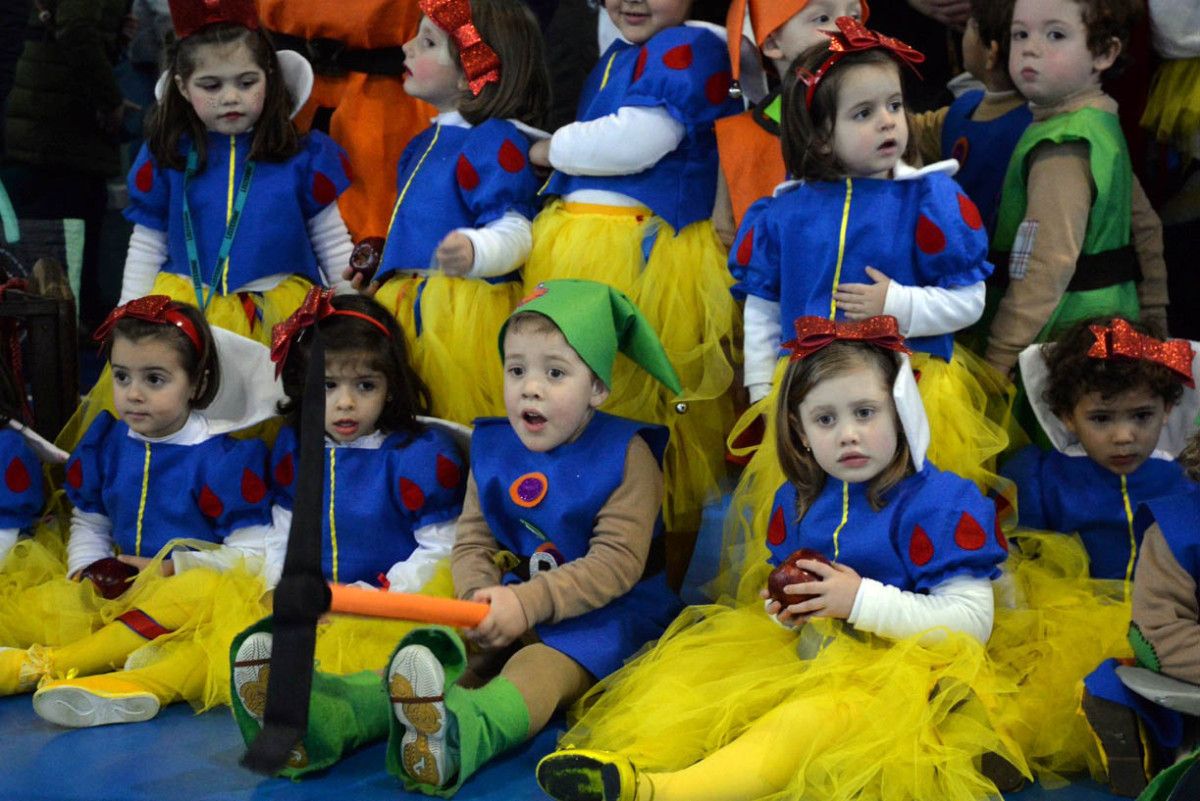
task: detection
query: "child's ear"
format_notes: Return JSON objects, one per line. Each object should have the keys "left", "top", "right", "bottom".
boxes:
{"left": 1092, "top": 37, "right": 1121, "bottom": 74}
{"left": 173, "top": 74, "right": 187, "bottom": 98}
{"left": 984, "top": 40, "right": 1002, "bottom": 72}
{"left": 1059, "top": 412, "right": 1078, "bottom": 438}
{"left": 590, "top": 377, "right": 610, "bottom": 409}
{"left": 762, "top": 31, "right": 786, "bottom": 62}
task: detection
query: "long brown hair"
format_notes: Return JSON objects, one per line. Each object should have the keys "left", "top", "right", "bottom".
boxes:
{"left": 775, "top": 341, "right": 913, "bottom": 518}
{"left": 780, "top": 45, "right": 919, "bottom": 182}
{"left": 107, "top": 305, "right": 221, "bottom": 410}
{"left": 453, "top": 0, "right": 552, "bottom": 129}
{"left": 148, "top": 23, "right": 299, "bottom": 172}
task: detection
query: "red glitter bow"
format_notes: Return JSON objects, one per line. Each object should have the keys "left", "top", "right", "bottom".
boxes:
{"left": 1087, "top": 319, "right": 1196, "bottom": 388}
{"left": 271, "top": 287, "right": 392, "bottom": 377}
{"left": 795, "top": 16, "right": 924, "bottom": 109}
{"left": 167, "top": 0, "right": 259, "bottom": 39}
{"left": 420, "top": 0, "right": 502, "bottom": 96}
{"left": 93, "top": 295, "right": 205, "bottom": 357}
{"left": 782, "top": 315, "right": 912, "bottom": 361}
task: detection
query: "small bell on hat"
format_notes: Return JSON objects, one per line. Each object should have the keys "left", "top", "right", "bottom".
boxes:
{"left": 168, "top": 0, "right": 259, "bottom": 39}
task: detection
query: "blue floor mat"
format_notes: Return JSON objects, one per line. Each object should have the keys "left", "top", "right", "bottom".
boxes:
{"left": 0, "top": 693, "right": 1125, "bottom": 801}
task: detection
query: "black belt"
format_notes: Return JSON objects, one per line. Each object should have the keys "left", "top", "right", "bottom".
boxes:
{"left": 987, "top": 245, "right": 1140, "bottom": 293}
{"left": 506, "top": 537, "right": 668, "bottom": 583}
{"left": 266, "top": 30, "right": 407, "bottom": 76}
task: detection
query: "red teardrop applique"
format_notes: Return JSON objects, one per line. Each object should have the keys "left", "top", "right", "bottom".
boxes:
{"left": 954, "top": 511, "right": 987, "bottom": 551}
{"left": 958, "top": 193, "right": 983, "bottom": 231}
{"left": 662, "top": 44, "right": 693, "bottom": 70}
{"left": 241, "top": 468, "right": 267, "bottom": 504}
{"left": 767, "top": 505, "right": 786, "bottom": 546}
{"left": 498, "top": 139, "right": 526, "bottom": 173}
{"left": 135, "top": 160, "right": 155, "bottom": 193}
{"left": 312, "top": 171, "right": 337, "bottom": 205}
{"left": 338, "top": 152, "right": 354, "bottom": 181}
{"left": 4, "top": 458, "right": 31, "bottom": 493}
{"left": 456, "top": 154, "right": 480, "bottom": 190}
{"left": 633, "top": 47, "right": 649, "bottom": 81}
{"left": 399, "top": 477, "right": 425, "bottom": 511}
{"left": 705, "top": 71, "right": 732, "bottom": 105}
{"left": 735, "top": 226, "right": 755, "bottom": 266}
{"left": 436, "top": 454, "right": 461, "bottom": 489}
{"left": 199, "top": 485, "right": 224, "bottom": 519}
{"left": 67, "top": 459, "right": 83, "bottom": 489}
{"left": 273, "top": 453, "right": 295, "bottom": 487}
{"left": 915, "top": 214, "right": 946, "bottom": 254}
{"left": 909, "top": 524, "right": 934, "bottom": 566}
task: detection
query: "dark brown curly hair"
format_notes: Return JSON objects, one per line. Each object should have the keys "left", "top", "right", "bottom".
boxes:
{"left": 1066, "top": 0, "right": 1141, "bottom": 79}
{"left": 1041, "top": 317, "right": 1185, "bottom": 419}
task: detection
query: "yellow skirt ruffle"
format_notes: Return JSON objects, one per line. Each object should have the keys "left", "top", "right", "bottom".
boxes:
{"left": 374, "top": 274, "right": 523, "bottom": 426}
{"left": 526, "top": 200, "right": 739, "bottom": 533}
{"left": 563, "top": 603, "right": 1024, "bottom": 801}
{"left": 1141, "top": 58, "right": 1200, "bottom": 156}
{"left": 988, "top": 531, "right": 1132, "bottom": 786}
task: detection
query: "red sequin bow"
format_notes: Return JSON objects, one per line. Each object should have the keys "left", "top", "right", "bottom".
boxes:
{"left": 92, "top": 295, "right": 205, "bottom": 357}
{"left": 167, "top": 0, "right": 259, "bottom": 39}
{"left": 796, "top": 16, "right": 924, "bottom": 109}
{"left": 782, "top": 315, "right": 912, "bottom": 361}
{"left": 419, "top": 0, "right": 502, "bottom": 96}
{"left": 270, "top": 287, "right": 392, "bottom": 377}
{"left": 1087, "top": 318, "right": 1196, "bottom": 388}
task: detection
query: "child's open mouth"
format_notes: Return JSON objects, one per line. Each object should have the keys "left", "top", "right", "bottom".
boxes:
{"left": 522, "top": 410, "right": 547, "bottom": 430}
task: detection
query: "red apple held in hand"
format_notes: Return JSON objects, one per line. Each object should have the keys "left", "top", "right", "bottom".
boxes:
{"left": 767, "top": 548, "right": 831, "bottom": 608}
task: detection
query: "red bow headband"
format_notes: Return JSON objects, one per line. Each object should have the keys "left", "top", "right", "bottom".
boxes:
{"left": 93, "top": 296, "right": 205, "bottom": 358}
{"left": 783, "top": 315, "right": 912, "bottom": 361}
{"left": 796, "top": 17, "right": 924, "bottom": 110}
{"left": 271, "top": 288, "right": 393, "bottom": 378}
{"left": 1087, "top": 319, "right": 1196, "bottom": 388}
{"left": 419, "top": 0, "right": 502, "bottom": 96}
{"left": 168, "top": 0, "right": 259, "bottom": 39}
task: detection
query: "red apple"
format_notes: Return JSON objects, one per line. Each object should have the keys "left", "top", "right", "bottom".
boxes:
{"left": 80, "top": 557, "right": 139, "bottom": 599}
{"left": 767, "top": 549, "right": 831, "bottom": 608}
{"left": 348, "top": 237, "right": 384, "bottom": 285}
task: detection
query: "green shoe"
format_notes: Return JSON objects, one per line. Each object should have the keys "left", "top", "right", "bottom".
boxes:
{"left": 536, "top": 749, "right": 639, "bottom": 801}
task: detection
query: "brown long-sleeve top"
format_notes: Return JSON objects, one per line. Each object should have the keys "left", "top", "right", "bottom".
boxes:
{"left": 451, "top": 436, "right": 662, "bottom": 631}
{"left": 1131, "top": 523, "right": 1200, "bottom": 685}
{"left": 985, "top": 88, "right": 1170, "bottom": 373}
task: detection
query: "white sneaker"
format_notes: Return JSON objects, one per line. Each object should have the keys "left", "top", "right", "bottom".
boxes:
{"left": 388, "top": 643, "right": 456, "bottom": 786}
{"left": 33, "top": 677, "right": 160, "bottom": 727}
{"left": 232, "top": 631, "right": 273, "bottom": 725}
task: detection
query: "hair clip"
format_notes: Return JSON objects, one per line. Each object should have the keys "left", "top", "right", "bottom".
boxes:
{"left": 271, "top": 287, "right": 392, "bottom": 377}
{"left": 93, "top": 296, "right": 205, "bottom": 358}
{"left": 1087, "top": 319, "right": 1195, "bottom": 387}
{"left": 782, "top": 315, "right": 911, "bottom": 361}
{"left": 419, "top": 0, "right": 502, "bottom": 96}
{"left": 800, "top": 16, "right": 924, "bottom": 110}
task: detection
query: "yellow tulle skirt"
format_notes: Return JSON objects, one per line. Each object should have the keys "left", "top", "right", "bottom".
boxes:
{"left": 54, "top": 273, "right": 310, "bottom": 454}
{"left": 987, "top": 530, "right": 1132, "bottom": 786}
{"left": 715, "top": 347, "right": 1018, "bottom": 604}
{"left": 1141, "top": 58, "right": 1200, "bottom": 156}
{"left": 525, "top": 200, "right": 739, "bottom": 533}
{"left": 562, "top": 603, "right": 1024, "bottom": 801}
{"left": 374, "top": 273, "right": 523, "bottom": 427}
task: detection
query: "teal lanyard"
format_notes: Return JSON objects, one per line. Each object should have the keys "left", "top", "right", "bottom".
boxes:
{"left": 182, "top": 141, "right": 255, "bottom": 310}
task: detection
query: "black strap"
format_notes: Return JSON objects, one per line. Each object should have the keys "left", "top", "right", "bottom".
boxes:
{"left": 266, "top": 30, "right": 407, "bottom": 76}
{"left": 241, "top": 331, "right": 330, "bottom": 774}
{"left": 987, "top": 245, "right": 1140, "bottom": 293}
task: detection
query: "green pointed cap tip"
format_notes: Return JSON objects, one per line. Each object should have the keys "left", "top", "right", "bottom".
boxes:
{"left": 498, "top": 280, "right": 682, "bottom": 395}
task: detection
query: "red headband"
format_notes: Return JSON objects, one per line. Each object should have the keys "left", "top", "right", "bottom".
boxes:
{"left": 168, "top": 0, "right": 259, "bottom": 39}
{"left": 93, "top": 296, "right": 206, "bottom": 358}
{"left": 783, "top": 315, "right": 911, "bottom": 361}
{"left": 1087, "top": 319, "right": 1196, "bottom": 388}
{"left": 271, "top": 288, "right": 393, "bottom": 378}
{"left": 419, "top": 0, "right": 501, "bottom": 96}
{"left": 796, "top": 17, "right": 923, "bottom": 110}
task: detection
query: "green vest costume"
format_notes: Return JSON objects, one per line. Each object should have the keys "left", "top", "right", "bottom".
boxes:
{"left": 984, "top": 106, "right": 1141, "bottom": 343}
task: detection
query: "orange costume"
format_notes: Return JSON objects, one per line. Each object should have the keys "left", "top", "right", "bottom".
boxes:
{"left": 255, "top": 0, "right": 435, "bottom": 241}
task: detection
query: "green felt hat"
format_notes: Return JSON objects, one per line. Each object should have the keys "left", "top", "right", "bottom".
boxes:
{"left": 499, "top": 280, "right": 682, "bottom": 395}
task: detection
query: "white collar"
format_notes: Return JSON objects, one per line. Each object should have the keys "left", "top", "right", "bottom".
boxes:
{"left": 431, "top": 110, "right": 551, "bottom": 142}
{"left": 126, "top": 412, "right": 211, "bottom": 446}
{"left": 771, "top": 159, "right": 959, "bottom": 198}
{"left": 893, "top": 353, "right": 930, "bottom": 470}
{"left": 1018, "top": 341, "right": 1200, "bottom": 459}
{"left": 325, "top": 429, "right": 388, "bottom": 450}
{"left": 154, "top": 49, "right": 314, "bottom": 120}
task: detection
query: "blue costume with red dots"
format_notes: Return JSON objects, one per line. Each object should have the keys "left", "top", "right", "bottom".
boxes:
{"left": 555, "top": 466, "right": 1020, "bottom": 799}
{"left": 373, "top": 115, "right": 543, "bottom": 427}
{"left": 470, "top": 412, "right": 682, "bottom": 679}
{"left": 524, "top": 24, "right": 743, "bottom": 535}
{"left": 0, "top": 428, "right": 44, "bottom": 546}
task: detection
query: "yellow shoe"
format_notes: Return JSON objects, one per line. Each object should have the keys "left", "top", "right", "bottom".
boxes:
{"left": 33, "top": 674, "right": 160, "bottom": 727}
{"left": 0, "top": 646, "right": 48, "bottom": 696}
{"left": 536, "top": 749, "right": 639, "bottom": 801}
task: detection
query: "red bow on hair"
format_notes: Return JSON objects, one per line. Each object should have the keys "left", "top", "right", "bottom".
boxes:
{"left": 1087, "top": 319, "right": 1196, "bottom": 388}
{"left": 93, "top": 295, "right": 205, "bottom": 357}
{"left": 782, "top": 315, "right": 912, "bottom": 361}
{"left": 167, "top": 0, "right": 259, "bottom": 39}
{"left": 796, "top": 16, "right": 924, "bottom": 109}
{"left": 271, "top": 287, "right": 393, "bottom": 377}
{"left": 419, "top": 0, "right": 502, "bottom": 96}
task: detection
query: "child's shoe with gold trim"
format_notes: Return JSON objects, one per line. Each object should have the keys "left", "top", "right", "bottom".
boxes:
{"left": 536, "top": 748, "right": 640, "bottom": 801}
{"left": 388, "top": 642, "right": 456, "bottom": 787}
